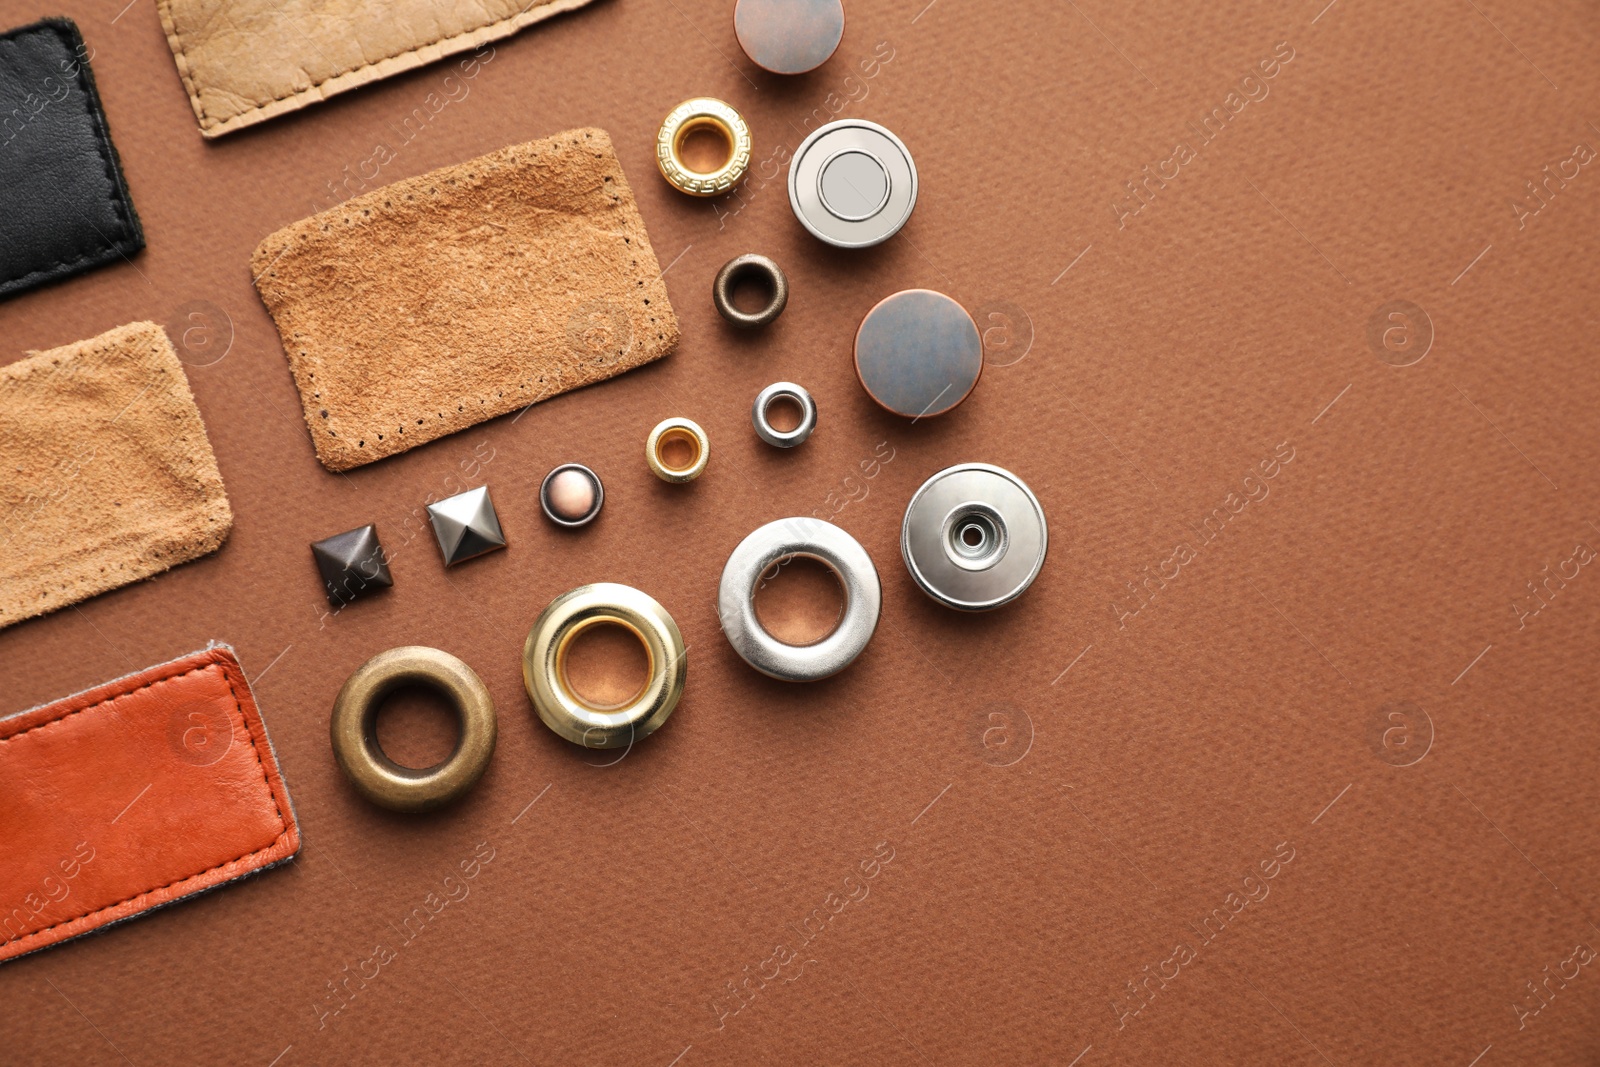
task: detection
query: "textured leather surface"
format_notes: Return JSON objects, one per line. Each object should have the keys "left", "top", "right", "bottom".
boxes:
{"left": 251, "top": 128, "right": 679, "bottom": 472}
{"left": 155, "top": 0, "right": 598, "bottom": 138}
{"left": 0, "top": 321, "right": 232, "bottom": 629}
{"left": 0, "top": 646, "right": 298, "bottom": 964}
{"left": 0, "top": 18, "right": 142, "bottom": 299}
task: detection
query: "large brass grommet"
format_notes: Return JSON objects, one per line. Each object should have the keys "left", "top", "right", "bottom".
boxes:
{"left": 647, "top": 417, "right": 710, "bottom": 483}
{"left": 330, "top": 646, "right": 497, "bottom": 812}
{"left": 656, "top": 97, "right": 752, "bottom": 197}
{"left": 523, "top": 583, "right": 687, "bottom": 749}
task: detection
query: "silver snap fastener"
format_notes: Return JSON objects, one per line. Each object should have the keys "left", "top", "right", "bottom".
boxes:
{"left": 901, "top": 464, "right": 1048, "bottom": 611}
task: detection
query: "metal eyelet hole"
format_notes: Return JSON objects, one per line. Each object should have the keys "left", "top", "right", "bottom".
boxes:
{"left": 369, "top": 682, "right": 462, "bottom": 773}
{"left": 676, "top": 119, "right": 734, "bottom": 175}
{"left": 754, "top": 553, "right": 846, "bottom": 646}
{"left": 556, "top": 617, "right": 653, "bottom": 712}
{"left": 943, "top": 503, "right": 1008, "bottom": 571}
{"left": 731, "top": 270, "right": 776, "bottom": 315}
{"left": 763, "top": 393, "right": 803, "bottom": 432}
{"left": 658, "top": 428, "right": 701, "bottom": 472}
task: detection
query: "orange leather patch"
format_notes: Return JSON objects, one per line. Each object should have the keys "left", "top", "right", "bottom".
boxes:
{"left": 0, "top": 646, "right": 299, "bottom": 963}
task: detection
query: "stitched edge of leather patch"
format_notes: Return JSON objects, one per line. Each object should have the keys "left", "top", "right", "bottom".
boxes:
{"left": 0, "top": 321, "right": 233, "bottom": 628}
{"left": 251, "top": 128, "right": 679, "bottom": 472}
{"left": 0, "top": 18, "right": 144, "bottom": 297}
{"left": 155, "top": 0, "right": 598, "bottom": 139}
{"left": 0, "top": 645, "right": 300, "bottom": 964}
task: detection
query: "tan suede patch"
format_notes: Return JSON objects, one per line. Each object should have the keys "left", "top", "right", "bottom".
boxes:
{"left": 156, "top": 0, "right": 598, "bottom": 138}
{"left": 0, "top": 322, "right": 232, "bottom": 629}
{"left": 251, "top": 128, "right": 680, "bottom": 473}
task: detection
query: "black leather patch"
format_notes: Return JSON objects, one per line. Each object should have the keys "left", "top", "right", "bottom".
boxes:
{"left": 0, "top": 18, "right": 143, "bottom": 300}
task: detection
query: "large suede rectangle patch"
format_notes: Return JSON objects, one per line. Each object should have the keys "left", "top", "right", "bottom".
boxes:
{"left": 155, "top": 0, "right": 597, "bottom": 138}
{"left": 0, "top": 322, "right": 232, "bottom": 629}
{"left": 251, "top": 128, "right": 679, "bottom": 473}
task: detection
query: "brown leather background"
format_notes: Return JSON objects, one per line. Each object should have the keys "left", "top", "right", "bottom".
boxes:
{"left": 3, "top": 0, "right": 1599, "bottom": 1063}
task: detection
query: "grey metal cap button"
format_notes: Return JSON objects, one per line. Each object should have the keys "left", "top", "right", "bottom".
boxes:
{"left": 855, "top": 289, "right": 982, "bottom": 418}
{"left": 788, "top": 119, "right": 917, "bottom": 248}
{"left": 735, "top": 0, "right": 844, "bottom": 75}
{"left": 901, "top": 464, "right": 1048, "bottom": 611}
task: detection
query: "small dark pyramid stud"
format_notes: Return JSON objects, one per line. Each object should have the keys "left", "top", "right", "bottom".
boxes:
{"left": 427, "top": 486, "right": 507, "bottom": 566}
{"left": 310, "top": 524, "right": 392, "bottom": 605}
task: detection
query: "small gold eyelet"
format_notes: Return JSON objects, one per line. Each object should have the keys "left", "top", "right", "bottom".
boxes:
{"left": 656, "top": 98, "right": 752, "bottom": 197}
{"left": 646, "top": 417, "right": 710, "bottom": 483}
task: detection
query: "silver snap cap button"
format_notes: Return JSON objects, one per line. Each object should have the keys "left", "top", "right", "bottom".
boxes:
{"left": 789, "top": 120, "right": 917, "bottom": 248}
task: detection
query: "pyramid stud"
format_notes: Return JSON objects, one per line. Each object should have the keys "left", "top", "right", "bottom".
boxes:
{"left": 427, "top": 486, "right": 507, "bottom": 566}
{"left": 311, "top": 524, "right": 393, "bottom": 605}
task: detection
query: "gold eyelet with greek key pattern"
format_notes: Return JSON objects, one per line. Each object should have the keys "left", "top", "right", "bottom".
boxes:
{"left": 656, "top": 98, "right": 752, "bottom": 197}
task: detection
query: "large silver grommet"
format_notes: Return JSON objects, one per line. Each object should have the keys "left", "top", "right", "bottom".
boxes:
{"left": 718, "top": 517, "right": 881, "bottom": 681}
{"left": 901, "top": 463, "right": 1048, "bottom": 611}
{"left": 751, "top": 382, "right": 817, "bottom": 448}
{"left": 788, "top": 119, "right": 917, "bottom": 248}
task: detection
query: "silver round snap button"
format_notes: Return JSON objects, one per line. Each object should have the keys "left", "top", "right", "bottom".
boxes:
{"left": 788, "top": 120, "right": 917, "bottom": 248}
{"left": 901, "top": 464, "right": 1048, "bottom": 611}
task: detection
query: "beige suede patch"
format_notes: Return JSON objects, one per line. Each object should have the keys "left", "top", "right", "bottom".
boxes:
{"left": 0, "top": 322, "right": 232, "bottom": 629}
{"left": 251, "top": 128, "right": 680, "bottom": 473}
{"left": 156, "top": 0, "right": 598, "bottom": 138}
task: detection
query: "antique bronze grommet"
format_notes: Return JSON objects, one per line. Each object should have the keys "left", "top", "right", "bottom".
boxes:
{"left": 646, "top": 417, "right": 710, "bottom": 483}
{"left": 713, "top": 253, "right": 788, "bottom": 328}
{"left": 330, "top": 646, "right": 497, "bottom": 812}
{"left": 656, "top": 97, "right": 752, "bottom": 197}
{"left": 523, "top": 583, "right": 687, "bottom": 749}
